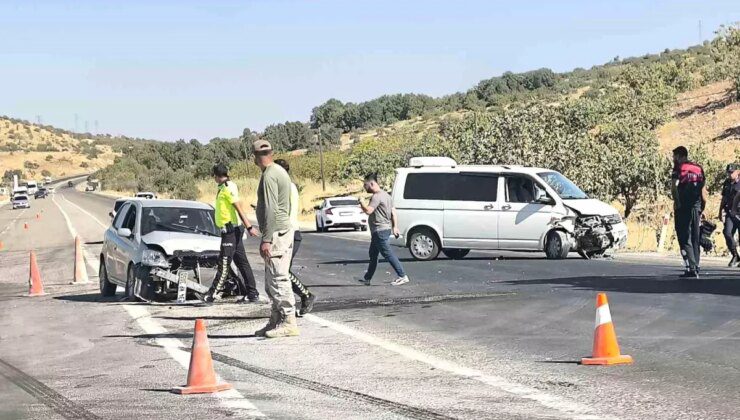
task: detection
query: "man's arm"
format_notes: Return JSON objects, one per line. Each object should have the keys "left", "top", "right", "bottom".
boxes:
{"left": 233, "top": 201, "right": 258, "bottom": 236}
{"left": 360, "top": 194, "right": 378, "bottom": 215}
{"left": 732, "top": 190, "right": 740, "bottom": 218}
{"left": 391, "top": 207, "right": 400, "bottom": 237}
{"left": 701, "top": 186, "right": 708, "bottom": 213}
{"left": 260, "top": 175, "right": 278, "bottom": 243}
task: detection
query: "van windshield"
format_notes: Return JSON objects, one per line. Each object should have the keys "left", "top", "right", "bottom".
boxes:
{"left": 537, "top": 171, "right": 588, "bottom": 200}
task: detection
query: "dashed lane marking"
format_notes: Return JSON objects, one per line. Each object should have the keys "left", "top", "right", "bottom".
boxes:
{"left": 304, "top": 314, "right": 606, "bottom": 420}
{"left": 59, "top": 193, "right": 109, "bottom": 230}
{"left": 51, "top": 194, "right": 100, "bottom": 278}
{"left": 0, "top": 208, "right": 27, "bottom": 236}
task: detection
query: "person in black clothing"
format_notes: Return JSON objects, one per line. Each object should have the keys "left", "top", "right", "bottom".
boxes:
{"left": 718, "top": 164, "right": 740, "bottom": 267}
{"left": 671, "top": 146, "right": 708, "bottom": 278}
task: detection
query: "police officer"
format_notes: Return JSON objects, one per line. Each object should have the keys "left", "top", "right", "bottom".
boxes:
{"left": 671, "top": 146, "right": 708, "bottom": 279}
{"left": 204, "top": 164, "right": 260, "bottom": 303}
{"left": 718, "top": 164, "right": 740, "bottom": 266}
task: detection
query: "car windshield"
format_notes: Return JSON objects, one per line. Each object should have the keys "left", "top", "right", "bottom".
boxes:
{"left": 140, "top": 207, "right": 218, "bottom": 237}
{"left": 537, "top": 171, "right": 589, "bottom": 200}
{"left": 14, "top": 195, "right": 28, "bottom": 201}
{"left": 329, "top": 199, "right": 359, "bottom": 207}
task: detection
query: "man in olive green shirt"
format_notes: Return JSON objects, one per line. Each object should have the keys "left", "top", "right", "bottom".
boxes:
{"left": 252, "top": 140, "right": 298, "bottom": 338}
{"left": 203, "top": 163, "right": 259, "bottom": 304}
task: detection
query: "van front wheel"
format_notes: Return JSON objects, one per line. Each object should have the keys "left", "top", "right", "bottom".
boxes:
{"left": 409, "top": 229, "right": 440, "bottom": 261}
{"left": 545, "top": 230, "right": 571, "bottom": 260}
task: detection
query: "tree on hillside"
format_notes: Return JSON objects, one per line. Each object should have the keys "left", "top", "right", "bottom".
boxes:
{"left": 311, "top": 98, "right": 345, "bottom": 129}
{"left": 263, "top": 121, "right": 312, "bottom": 151}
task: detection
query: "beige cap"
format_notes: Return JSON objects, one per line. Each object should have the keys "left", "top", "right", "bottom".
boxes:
{"left": 252, "top": 139, "right": 272, "bottom": 153}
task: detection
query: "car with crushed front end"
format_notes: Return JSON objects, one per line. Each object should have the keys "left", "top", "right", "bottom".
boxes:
{"left": 99, "top": 199, "right": 225, "bottom": 301}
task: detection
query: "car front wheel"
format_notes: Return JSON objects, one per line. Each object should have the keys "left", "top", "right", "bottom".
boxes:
{"left": 99, "top": 259, "right": 117, "bottom": 297}
{"left": 409, "top": 229, "right": 440, "bottom": 261}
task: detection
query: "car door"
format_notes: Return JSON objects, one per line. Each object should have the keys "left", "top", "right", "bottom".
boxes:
{"left": 116, "top": 204, "right": 139, "bottom": 278}
{"left": 442, "top": 172, "right": 500, "bottom": 249}
{"left": 498, "top": 174, "right": 554, "bottom": 249}
{"left": 106, "top": 203, "right": 130, "bottom": 282}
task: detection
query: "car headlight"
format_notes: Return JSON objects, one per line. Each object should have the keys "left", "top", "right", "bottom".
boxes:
{"left": 142, "top": 249, "right": 169, "bottom": 268}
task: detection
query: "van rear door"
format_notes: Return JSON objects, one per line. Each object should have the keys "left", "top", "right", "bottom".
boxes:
{"left": 443, "top": 172, "right": 499, "bottom": 249}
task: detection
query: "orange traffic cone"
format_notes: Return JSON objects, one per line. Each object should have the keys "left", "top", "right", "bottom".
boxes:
{"left": 23, "top": 223, "right": 29, "bottom": 230}
{"left": 582, "top": 293, "right": 633, "bottom": 365}
{"left": 172, "top": 319, "right": 232, "bottom": 394}
{"left": 36, "top": 213, "right": 40, "bottom": 220}
{"left": 28, "top": 251, "right": 46, "bottom": 297}
{"left": 72, "top": 236, "right": 89, "bottom": 284}
{"left": 0, "top": 241, "right": 4, "bottom": 251}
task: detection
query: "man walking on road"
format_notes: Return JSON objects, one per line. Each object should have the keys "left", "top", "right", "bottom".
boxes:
{"left": 253, "top": 140, "right": 299, "bottom": 338}
{"left": 203, "top": 164, "right": 260, "bottom": 303}
{"left": 718, "top": 164, "right": 740, "bottom": 267}
{"left": 274, "top": 159, "right": 316, "bottom": 316}
{"left": 671, "top": 146, "right": 708, "bottom": 279}
{"left": 358, "top": 173, "right": 409, "bottom": 286}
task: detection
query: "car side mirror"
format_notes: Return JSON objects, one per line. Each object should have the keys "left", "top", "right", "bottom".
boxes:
{"left": 535, "top": 190, "right": 555, "bottom": 205}
{"left": 109, "top": 211, "right": 115, "bottom": 219}
{"left": 314, "top": 205, "right": 321, "bottom": 210}
{"left": 117, "top": 228, "right": 132, "bottom": 238}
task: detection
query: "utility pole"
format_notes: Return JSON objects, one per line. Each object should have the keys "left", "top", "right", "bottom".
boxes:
{"left": 74, "top": 114, "right": 79, "bottom": 132}
{"left": 699, "top": 20, "right": 702, "bottom": 44}
{"left": 317, "top": 126, "right": 325, "bottom": 192}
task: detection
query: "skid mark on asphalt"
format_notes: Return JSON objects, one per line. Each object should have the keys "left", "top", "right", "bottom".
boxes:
{"left": 316, "top": 292, "right": 514, "bottom": 312}
{"left": 123, "top": 305, "right": 266, "bottom": 418}
{"left": 304, "top": 314, "right": 607, "bottom": 420}
{"left": 0, "top": 357, "right": 101, "bottom": 420}
{"left": 209, "top": 351, "right": 456, "bottom": 420}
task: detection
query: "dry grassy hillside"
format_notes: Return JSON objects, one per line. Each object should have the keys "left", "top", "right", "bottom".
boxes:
{"left": 0, "top": 117, "right": 118, "bottom": 182}
{"left": 657, "top": 80, "right": 740, "bottom": 159}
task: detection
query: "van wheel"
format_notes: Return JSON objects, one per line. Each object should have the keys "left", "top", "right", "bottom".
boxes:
{"left": 442, "top": 249, "right": 470, "bottom": 260}
{"left": 99, "top": 259, "right": 117, "bottom": 297}
{"left": 409, "top": 229, "right": 440, "bottom": 261}
{"left": 545, "top": 230, "right": 570, "bottom": 260}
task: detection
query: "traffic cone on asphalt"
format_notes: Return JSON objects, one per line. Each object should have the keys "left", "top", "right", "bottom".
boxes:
{"left": 582, "top": 293, "right": 633, "bottom": 365}
{"left": 0, "top": 241, "right": 4, "bottom": 251}
{"left": 36, "top": 213, "right": 40, "bottom": 220}
{"left": 23, "top": 223, "right": 28, "bottom": 230}
{"left": 28, "top": 251, "right": 46, "bottom": 297}
{"left": 72, "top": 236, "right": 89, "bottom": 284}
{"left": 172, "top": 319, "right": 232, "bottom": 394}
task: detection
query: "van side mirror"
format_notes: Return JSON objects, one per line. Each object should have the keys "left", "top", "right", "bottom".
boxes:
{"left": 535, "top": 190, "right": 555, "bottom": 205}
{"left": 117, "top": 228, "right": 132, "bottom": 238}
{"left": 314, "top": 205, "right": 321, "bottom": 210}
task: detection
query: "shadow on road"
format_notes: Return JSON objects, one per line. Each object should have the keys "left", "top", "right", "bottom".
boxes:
{"left": 54, "top": 293, "right": 119, "bottom": 303}
{"left": 503, "top": 272, "right": 740, "bottom": 296}
{"left": 155, "top": 315, "right": 265, "bottom": 321}
{"left": 106, "top": 332, "right": 257, "bottom": 340}
{"left": 317, "top": 255, "right": 556, "bottom": 265}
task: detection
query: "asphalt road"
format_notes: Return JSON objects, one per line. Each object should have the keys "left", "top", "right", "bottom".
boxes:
{"left": 1, "top": 181, "right": 739, "bottom": 420}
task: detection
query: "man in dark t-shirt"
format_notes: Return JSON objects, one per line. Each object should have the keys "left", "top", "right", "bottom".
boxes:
{"left": 671, "top": 146, "right": 708, "bottom": 278}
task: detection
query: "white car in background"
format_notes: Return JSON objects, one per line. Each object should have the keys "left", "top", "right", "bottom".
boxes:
{"left": 314, "top": 196, "right": 368, "bottom": 232}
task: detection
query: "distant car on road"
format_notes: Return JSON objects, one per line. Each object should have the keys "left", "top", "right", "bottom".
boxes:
{"left": 314, "top": 196, "right": 368, "bottom": 232}
{"left": 34, "top": 188, "right": 48, "bottom": 199}
{"left": 100, "top": 199, "right": 222, "bottom": 301}
{"left": 135, "top": 192, "right": 157, "bottom": 199}
{"left": 68, "top": 181, "right": 74, "bottom": 188}
{"left": 12, "top": 194, "right": 30, "bottom": 210}
{"left": 85, "top": 185, "right": 95, "bottom": 192}
{"left": 47, "top": 186, "right": 55, "bottom": 194}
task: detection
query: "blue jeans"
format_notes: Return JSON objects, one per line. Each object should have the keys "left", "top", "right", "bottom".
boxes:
{"left": 364, "top": 229, "right": 406, "bottom": 280}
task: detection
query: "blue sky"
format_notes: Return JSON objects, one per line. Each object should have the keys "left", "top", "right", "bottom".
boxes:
{"left": 1, "top": 1, "right": 738, "bottom": 141}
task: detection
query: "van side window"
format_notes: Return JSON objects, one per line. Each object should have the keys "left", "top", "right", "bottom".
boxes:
{"left": 403, "top": 173, "right": 448, "bottom": 200}
{"left": 506, "top": 176, "right": 536, "bottom": 203}
{"left": 448, "top": 173, "right": 497, "bottom": 201}
{"left": 113, "top": 204, "right": 130, "bottom": 229}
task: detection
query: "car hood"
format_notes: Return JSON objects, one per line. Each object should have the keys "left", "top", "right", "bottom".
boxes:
{"left": 141, "top": 231, "right": 221, "bottom": 255}
{"left": 562, "top": 199, "right": 620, "bottom": 217}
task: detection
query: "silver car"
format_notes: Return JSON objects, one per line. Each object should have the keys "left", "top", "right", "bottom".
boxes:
{"left": 100, "top": 199, "right": 223, "bottom": 301}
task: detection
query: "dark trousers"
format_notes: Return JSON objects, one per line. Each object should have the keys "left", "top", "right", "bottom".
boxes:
{"left": 364, "top": 229, "right": 406, "bottom": 280}
{"left": 722, "top": 211, "right": 739, "bottom": 256}
{"left": 212, "top": 225, "right": 258, "bottom": 299}
{"left": 675, "top": 207, "right": 701, "bottom": 271}
{"left": 290, "top": 231, "right": 311, "bottom": 300}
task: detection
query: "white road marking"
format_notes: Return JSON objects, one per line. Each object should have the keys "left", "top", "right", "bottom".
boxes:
{"left": 51, "top": 194, "right": 99, "bottom": 277}
{"left": 304, "top": 314, "right": 605, "bottom": 420}
{"left": 123, "top": 304, "right": 266, "bottom": 417}
{"left": 0, "top": 208, "right": 27, "bottom": 236}
{"left": 60, "top": 193, "right": 109, "bottom": 230}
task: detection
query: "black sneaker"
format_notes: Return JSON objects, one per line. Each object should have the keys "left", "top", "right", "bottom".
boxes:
{"left": 300, "top": 294, "right": 316, "bottom": 316}
{"left": 235, "top": 296, "right": 260, "bottom": 304}
{"left": 680, "top": 270, "right": 699, "bottom": 279}
{"left": 729, "top": 256, "right": 739, "bottom": 267}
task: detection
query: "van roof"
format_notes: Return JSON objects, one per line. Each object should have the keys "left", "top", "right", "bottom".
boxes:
{"left": 397, "top": 164, "right": 554, "bottom": 175}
